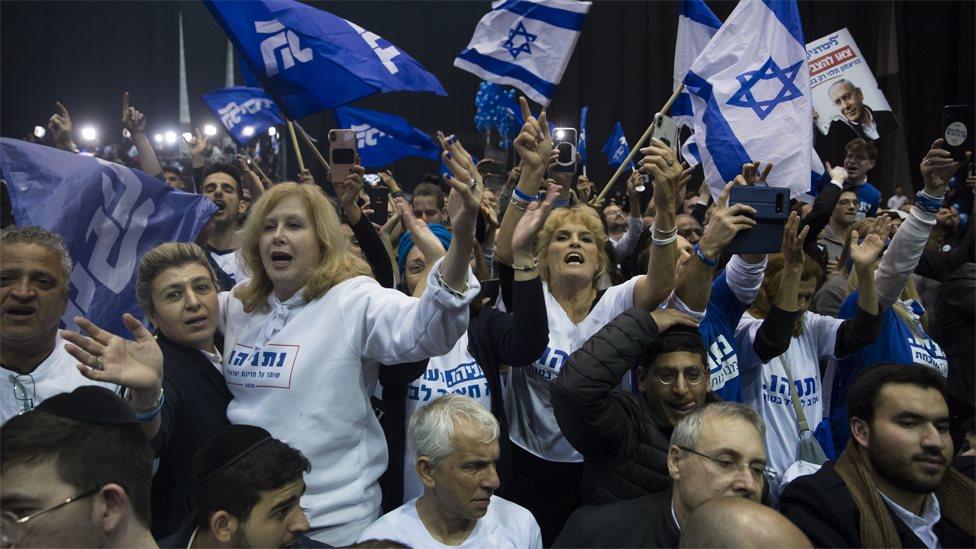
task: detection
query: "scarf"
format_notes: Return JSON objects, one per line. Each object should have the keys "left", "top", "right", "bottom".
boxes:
{"left": 835, "top": 444, "right": 975, "bottom": 548}
{"left": 253, "top": 290, "right": 306, "bottom": 350}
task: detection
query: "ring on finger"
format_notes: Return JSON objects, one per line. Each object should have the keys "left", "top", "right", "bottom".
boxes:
{"left": 95, "top": 356, "right": 103, "bottom": 370}
{"left": 665, "top": 158, "right": 675, "bottom": 167}
{"left": 469, "top": 178, "right": 477, "bottom": 190}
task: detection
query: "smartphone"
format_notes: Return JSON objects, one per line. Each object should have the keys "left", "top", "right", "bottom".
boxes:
{"left": 553, "top": 128, "right": 578, "bottom": 174}
{"left": 363, "top": 173, "right": 381, "bottom": 186}
{"left": 636, "top": 114, "right": 681, "bottom": 191}
{"left": 365, "top": 185, "right": 389, "bottom": 225}
{"left": 942, "top": 105, "right": 973, "bottom": 162}
{"left": 329, "top": 129, "right": 357, "bottom": 183}
{"left": 725, "top": 186, "right": 790, "bottom": 254}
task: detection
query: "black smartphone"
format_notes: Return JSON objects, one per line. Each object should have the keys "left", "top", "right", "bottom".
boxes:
{"left": 365, "top": 185, "right": 389, "bottom": 225}
{"left": 553, "top": 128, "right": 578, "bottom": 174}
{"left": 942, "top": 105, "right": 972, "bottom": 162}
{"left": 725, "top": 186, "right": 790, "bottom": 254}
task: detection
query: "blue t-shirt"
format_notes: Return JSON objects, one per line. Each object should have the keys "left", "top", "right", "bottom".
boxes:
{"left": 855, "top": 182, "right": 881, "bottom": 219}
{"left": 700, "top": 272, "right": 750, "bottom": 402}
{"left": 829, "top": 291, "right": 948, "bottom": 452}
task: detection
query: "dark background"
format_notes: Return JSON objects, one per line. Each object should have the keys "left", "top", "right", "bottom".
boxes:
{"left": 2, "top": 0, "right": 973, "bottom": 193}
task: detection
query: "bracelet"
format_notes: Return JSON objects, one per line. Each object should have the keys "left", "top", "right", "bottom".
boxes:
{"left": 652, "top": 233, "right": 678, "bottom": 246}
{"left": 914, "top": 190, "right": 944, "bottom": 213}
{"left": 554, "top": 198, "right": 571, "bottom": 208}
{"left": 651, "top": 223, "right": 678, "bottom": 237}
{"left": 435, "top": 268, "right": 469, "bottom": 298}
{"left": 513, "top": 187, "right": 540, "bottom": 202}
{"left": 510, "top": 197, "right": 530, "bottom": 212}
{"left": 127, "top": 388, "right": 164, "bottom": 422}
{"left": 694, "top": 244, "right": 718, "bottom": 267}
{"left": 512, "top": 260, "right": 539, "bottom": 272}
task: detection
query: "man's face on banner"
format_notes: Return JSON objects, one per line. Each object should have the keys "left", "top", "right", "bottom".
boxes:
{"left": 829, "top": 81, "right": 866, "bottom": 124}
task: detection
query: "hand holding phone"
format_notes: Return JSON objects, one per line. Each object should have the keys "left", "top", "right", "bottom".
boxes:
{"left": 329, "top": 129, "right": 358, "bottom": 184}
{"left": 552, "top": 128, "right": 578, "bottom": 174}
{"left": 725, "top": 186, "right": 790, "bottom": 254}
{"left": 942, "top": 105, "right": 973, "bottom": 163}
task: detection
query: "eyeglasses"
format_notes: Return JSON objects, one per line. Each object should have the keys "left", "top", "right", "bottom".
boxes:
{"left": 9, "top": 374, "right": 35, "bottom": 415}
{"left": 677, "top": 446, "right": 777, "bottom": 481}
{"left": 650, "top": 368, "right": 705, "bottom": 385}
{"left": 1, "top": 488, "right": 99, "bottom": 547}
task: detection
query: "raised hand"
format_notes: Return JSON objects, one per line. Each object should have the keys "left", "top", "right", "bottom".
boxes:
{"left": 48, "top": 101, "right": 75, "bottom": 150}
{"left": 512, "top": 97, "right": 553, "bottom": 174}
{"left": 378, "top": 170, "right": 402, "bottom": 194}
{"left": 920, "top": 138, "right": 972, "bottom": 195}
{"left": 121, "top": 92, "right": 146, "bottom": 134}
{"left": 638, "top": 137, "right": 684, "bottom": 212}
{"left": 698, "top": 180, "right": 758, "bottom": 261}
{"left": 511, "top": 180, "right": 560, "bottom": 258}
{"left": 849, "top": 227, "right": 885, "bottom": 272}
{"left": 649, "top": 308, "right": 700, "bottom": 333}
{"left": 741, "top": 161, "right": 773, "bottom": 186}
{"left": 437, "top": 132, "right": 483, "bottom": 240}
{"left": 825, "top": 161, "right": 848, "bottom": 183}
{"left": 62, "top": 314, "right": 163, "bottom": 394}
{"left": 780, "top": 211, "right": 809, "bottom": 267}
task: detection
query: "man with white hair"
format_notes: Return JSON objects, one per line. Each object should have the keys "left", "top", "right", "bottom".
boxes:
{"left": 357, "top": 394, "right": 542, "bottom": 548}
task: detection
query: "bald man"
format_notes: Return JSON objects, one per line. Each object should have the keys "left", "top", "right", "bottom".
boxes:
{"left": 679, "top": 497, "right": 811, "bottom": 548}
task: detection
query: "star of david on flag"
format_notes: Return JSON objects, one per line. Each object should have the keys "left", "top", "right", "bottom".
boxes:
{"left": 681, "top": 0, "right": 824, "bottom": 200}
{"left": 454, "top": 0, "right": 591, "bottom": 106}
{"left": 726, "top": 57, "right": 804, "bottom": 120}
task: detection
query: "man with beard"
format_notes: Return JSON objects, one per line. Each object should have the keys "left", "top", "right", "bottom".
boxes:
{"left": 199, "top": 163, "right": 245, "bottom": 286}
{"left": 780, "top": 364, "right": 975, "bottom": 548}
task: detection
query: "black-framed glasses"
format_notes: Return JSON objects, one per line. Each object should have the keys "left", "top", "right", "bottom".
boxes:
{"left": 1, "top": 488, "right": 99, "bottom": 548}
{"left": 677, "top": 446, "right": 777, "bottom": 480}
{"left": 650, "top": 367, "right": 705, "bottom": 385}
{"left": 9, "top": 374, "right": 35, "bottom": 415}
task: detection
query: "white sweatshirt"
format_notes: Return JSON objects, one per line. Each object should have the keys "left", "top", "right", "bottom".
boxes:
{"left": 219, "top": 259, "right": 479, "bottom": 546}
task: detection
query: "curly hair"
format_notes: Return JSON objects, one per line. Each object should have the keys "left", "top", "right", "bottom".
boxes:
{"left": 535, "top": 205, "right": 609, "bottom": 286}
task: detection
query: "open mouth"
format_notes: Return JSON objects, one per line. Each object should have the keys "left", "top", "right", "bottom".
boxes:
{"left": 213, "top": 199, "right": 226, "bottom": 212}
{"left": 3, "top": 305, "right": 36, "bottom": 319}
{"left": 270, "top": 251, "right": 293, "bottom": 267}
{"left": 185, "top": 314, "right": 209, "bottom": 329}
{"left": 564, "top": 252, "right": 585, "bottom": 265}
{"left": 668, "top": 401, "right": 696, "bottom": 415}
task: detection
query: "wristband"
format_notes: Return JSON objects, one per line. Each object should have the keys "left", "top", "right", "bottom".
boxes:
{"left": 694, "top": 244, "right": 718, "bottom": 267}
{"left": 914, "top": 190, "right": 944, "bottom": 213}
{"left": 512, "top": 260, "right": 539, "bottom": 272}
{"left": 127, "top": 388, "right": 164, "bottom": 422}
{"left": 652, "top": 233, "right": 678, "bottom": 246}
{"left": 554, "top": 198, "right": 571, "bottom": 208}
{"left": 510, "top": 197, "right": 530, "bottom": 212}
{"left": 513, "top": 187, "right": 540, "bottom": 202}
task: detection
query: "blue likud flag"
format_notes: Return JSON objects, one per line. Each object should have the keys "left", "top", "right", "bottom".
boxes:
{"left": 602, "top": 122, "right": 635, "bottom": 171}
{"left": 683, "top": 0, "right": 823, "bottom": 199}
{"left": 455, "top": 0, "right": 592, "bottom": 106}
{"left": 0, "top": 139, "right": 217, "bottom": 336}
{"left": 203, "top": 0, "right": 447, "bottom": 119}
{"left": 578, "top": 106, "right": 589, "bottom": 166}
{"left": 672, "top": 0, "right": 722, "bottom": 167}
{"left": 334, "top": 106, "right": 440, "bottom": 169}
{"left": 203, "top": 86, "right": 285, "bottom": 146}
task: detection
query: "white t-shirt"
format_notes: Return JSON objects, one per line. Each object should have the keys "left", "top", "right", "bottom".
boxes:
{"left": 735, "top": 311, "right": 842, "bottom": 497}
{"left": 403, "top": 333, "right": 493, "bottom": 503}
{"left": 886, "top": 195, "right": 908, "bottom": 211}
{"left": 506, "top": 276, "right": 641, "bottom": 462}
{"left": 219, "top": 261, "right": 479, "bottom": 546}
{"left": 1, "top": 332, "right": 116, "bottom": 424}
{"left": 357, "top": 496, "right": 542, "bottom": 549}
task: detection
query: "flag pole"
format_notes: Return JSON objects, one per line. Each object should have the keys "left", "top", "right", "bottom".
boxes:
{"left": 294, "top": 124, "right": 336, "bottom": 194}
{"left": 595, "top": 84, "right": 685, "bottom": 203}
{"left": 286, "top": 120, "right": 306, "bottom": 174}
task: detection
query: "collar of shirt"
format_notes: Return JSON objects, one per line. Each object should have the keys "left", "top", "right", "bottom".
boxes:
{"left": 878, "top": 490, "right": 941, "bottom": 549}
{"left": 186, "top": 526, "right": 199, "bottom": 549}
{"left": 200, "top": 348, "right": 223, "bottom": 372}
{"left": 671, "top": 500, "right": 681, "bottom": 532}
{"left": 849, "top": 107, "right": 879, "bottom": 140}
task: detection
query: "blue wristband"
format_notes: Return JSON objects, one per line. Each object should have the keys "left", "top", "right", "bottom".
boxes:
{"left": 134, "top": 391, "right": 165, "bottom": 422}
{"left": 694, "top": 244, "right": 718, "bottom": 267}
{"left": 554, "top": 198, "right": 571, "bottom": 208}
{"left": 914, "top": 191, "right": 944, "bottom": 213}
{"left": 513, "top": 187, "right": 540, "bottom": 202}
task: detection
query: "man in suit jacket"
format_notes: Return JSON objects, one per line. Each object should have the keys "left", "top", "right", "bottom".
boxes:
{"left": 553, "top": 402, "right": 769, "bottom": 548}
{"left": 780, "top": 364, "right": 975, "bottom": 548}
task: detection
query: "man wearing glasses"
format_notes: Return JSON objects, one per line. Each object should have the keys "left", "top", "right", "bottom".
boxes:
{"left": 551, "top": 307, "right": 716, "bottom": 505}
{"left": 0, "top": 226, "right": 114, "bottom": 424}
{"left": 554, "top": 402, "right": 772, "bottom": 548}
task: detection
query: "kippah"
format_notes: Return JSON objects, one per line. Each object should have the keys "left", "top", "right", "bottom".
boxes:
{"left": 660, "top": 324, "right": 703, "bottom": 339}
{"left": 193, "top": 425, "right": 273, "bottom": 487}
{"left": 35, "top": 386, "right": 138, "bottom": 425}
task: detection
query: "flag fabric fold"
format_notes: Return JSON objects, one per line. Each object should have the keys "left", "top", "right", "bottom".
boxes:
{"left": 204, "top": 0, "right": 446, "bottom": 119}
{"left": 203, "top": 86, "right": 285, "bottom": 145}
{"left": 602, "top": 122, "right": 635, "bottom": 171}
{"left": 578, "top": 106, "right": 589, "bottom": 167}
{"left": 333, "top": 106, "right": 440, "bottom": 168}
{"left": 454, "top": 0, "right": 591, "bottom": 106}
{"left": 0, "top": 138, "right": 217, "bottom": 335}
{"left": 682, "top": 0, "right": 823, "bottom": 199}
{"left": 672, "top": 0, "right": 721, "bottom": 167}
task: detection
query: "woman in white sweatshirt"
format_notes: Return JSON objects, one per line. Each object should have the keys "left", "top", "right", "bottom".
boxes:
{"left": 218, "top": 137, "right": 484, "bottom": 545}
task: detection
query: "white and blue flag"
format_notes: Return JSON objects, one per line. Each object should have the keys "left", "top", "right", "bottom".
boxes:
{"left": 202, "top": 86, "right": 285, "bottom": 146}
{"left": 454, "top": 0, "right": 591, "bottom": 106}
{"left": 602, "top": 122, "right": 635, "bottom": 171}
{"left": 671, "top": 0, "right": 721, "bottom": 167}
{"left": 334, "top": 106, "right": 440, "bottom": 169}
{"left": 683, "top": 0, "right": 823, "bottom": 199}
{"left": 578, "top": 106, "right": 589, "bottom": 167}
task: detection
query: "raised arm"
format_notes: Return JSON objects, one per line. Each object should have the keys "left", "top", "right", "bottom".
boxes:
{"left": 336, "top": 167, "right": 395, "bottom": 288}
{"left": 48, "top": 101, "right": 78, "bottom": 153}
{"left": 436, "top": 133, "right": 483, "bottom": 293}
{"left": 752, "top": 213, "right": 808, "bottom": 362}
{"left": 633, "top": 138, "right": 683, "bottom": 310}
{"left": 122, "top": 92, "right": 162, "bottom": 178}
{"left": 833, "top": 217, "right": 888, "bottom": 358}
{"left": 801, "top": 164, "right": 847, "bottom": 256}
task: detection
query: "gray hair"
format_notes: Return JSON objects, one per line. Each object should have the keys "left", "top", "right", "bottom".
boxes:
{"left": 828, "top": 78, "right": 857, "bottom": 95}
{"left": 0, "top": 226, "right": 72, "bottom": 279}
{"left": 408, "top": 394, "right": 499, "bottom": 468}
{"left": 670, "top": 402, "right": 765, "bottom": 449}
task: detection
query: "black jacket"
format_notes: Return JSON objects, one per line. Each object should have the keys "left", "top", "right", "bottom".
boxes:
{"left": 780, "top": 460, "right": 975, "bottom": 548}
{"left": 553, "top": 489, "right": 680, "bottom": 548}
{"left": 150, "top": 334, "right": 232, "bottom": 539}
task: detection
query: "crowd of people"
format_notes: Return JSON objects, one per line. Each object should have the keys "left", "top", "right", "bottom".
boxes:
{"left": 1, "top": 91, "right": 974, "bottom": 549}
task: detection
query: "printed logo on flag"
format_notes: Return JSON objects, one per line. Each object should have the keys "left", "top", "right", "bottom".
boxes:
{"left": 217, "top": 97, "right": 276, "bottom": 131}
{"left": 255, "top": 19, "right": 313, "bottom": 77}
{"left": 727, "top": 58, "right": 805, "bottom": 120}
{"left": 502, "top": 21, "right": 537, "bottom": 59}
{"left": 352, "top": 124, "right": 388, "bottom": 148}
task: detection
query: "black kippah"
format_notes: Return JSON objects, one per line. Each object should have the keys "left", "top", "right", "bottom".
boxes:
{"left": 193, "top": 425, "right": 273, "bottom": 487}
{"left": 34, "top": 386, "right": 138, "bottom": 425}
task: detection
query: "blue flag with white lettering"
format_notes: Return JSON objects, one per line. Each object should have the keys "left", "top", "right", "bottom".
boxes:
{"left": 602, "top": 122, "right": 635, "bottom": 170}
{"left": 204, "top": 0, "right": 447, "bottom": 119}
{"left": 0, "top": 139, "right": 217, "bottom": 335}
{"left": 203, "top": 86, "right": 285, "bottom": 146}
{"left": 334, "top": 106, "right": 440, "bottom": 169}
{"left": 578, "top": 106, "right": 589, "bottom": 166}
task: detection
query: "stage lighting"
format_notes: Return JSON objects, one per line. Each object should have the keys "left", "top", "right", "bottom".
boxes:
{"left": 33, "top": 126, "right": 46, "bottom": 138}
{"left": 203, "top": 124, "right": 218, "bottom": 137}
{"left": 164, "top": 131, "right": 177, "bottom": 145}
{"left": 154, "top": 134, "right": 164, "bottom": 144}
{"left": 242, "top": 126, "right": 255, "bottom": 137}
{"left": 182, "top": 132, "right": 193, "bottom": 143}
{"left": 268, "top": 126, "right": 277, "bottom": 137}
{"left": 80, "top": 126, "right": 97, "bottom": 142}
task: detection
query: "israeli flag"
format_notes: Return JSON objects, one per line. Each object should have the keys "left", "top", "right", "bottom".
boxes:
{"left": 578, "top": 106, "right": 589, "bottom": 167}
{"left": 672, "top": 0, "right": 721, "bottom": 167}
{"left": 454, "top": 0, "right": 592, "bottom": 106}
{"left": 202, "top": 86, "right": 285, "bottom": 146}
{"left": 683, "top": 0, "right": 823, "bottom": 199}
{"left": 204, "top": 0, "right": 447, "bottom": 119}
{"left": 602, "top": 122, "right": 635, "bottom": 171}
{"left": 334, "top": 106, "right": 440, "bottom": 169}
{"left": 0, "top": 139, "right": 217, "bottom": 336}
